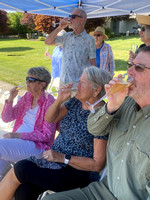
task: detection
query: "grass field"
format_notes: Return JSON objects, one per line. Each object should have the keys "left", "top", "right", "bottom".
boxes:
{"left": 0, "top": 36, "right": 142, "bottom": 85}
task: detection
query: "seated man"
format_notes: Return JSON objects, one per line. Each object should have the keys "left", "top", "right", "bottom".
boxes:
{"left": 43, "top": 46, "right": 150, "bottom": 199}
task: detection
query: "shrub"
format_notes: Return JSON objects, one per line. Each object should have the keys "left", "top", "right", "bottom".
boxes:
{"left": 39, "top": 36, "right": 45, "bottom": 41}
{"left": 105, "top": 27, "right": 115, "bottom": 38}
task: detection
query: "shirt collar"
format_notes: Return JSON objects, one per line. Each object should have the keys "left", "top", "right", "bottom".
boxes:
{"left": 71, "top": 29, "right": 86, "bottom": 36}
{"left": 134, "top": 102, "right": 150, "bottom": 117}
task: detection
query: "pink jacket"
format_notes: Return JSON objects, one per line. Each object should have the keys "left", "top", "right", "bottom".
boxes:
{"left": 2, "top": 91, "right": 56, "bottom": 150}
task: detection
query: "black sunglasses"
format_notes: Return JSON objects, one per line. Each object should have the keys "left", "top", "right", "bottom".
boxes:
{"left": 93, "top": 34, "right": 103, "bottom": 37}
{"left": 26, "top": 77, "right": 44, "bottom": 83}
{"left": 69, "top": 14, "right": 83, "bottom": 19}
{"left": 127, "top": 62, "right": 150, "bottom": 72}
{"left": 140, "top": 27, "right": 146, "bottom": 32}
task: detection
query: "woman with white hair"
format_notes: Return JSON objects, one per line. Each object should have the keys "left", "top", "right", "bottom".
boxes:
{"left": 0, "top": 66, "right": 57, "bottom": 181}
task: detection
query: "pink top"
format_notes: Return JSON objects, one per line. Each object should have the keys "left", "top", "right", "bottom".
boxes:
{"left": 1, "top": 91, "right": 56, "bottom": 150}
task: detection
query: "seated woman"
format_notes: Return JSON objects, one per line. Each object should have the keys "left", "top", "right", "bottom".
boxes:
{"left": 0, "top": 66, "right": 57, "bottom": 181}
{"left": 0, "top": 67, "right": 112, "bottom": 200}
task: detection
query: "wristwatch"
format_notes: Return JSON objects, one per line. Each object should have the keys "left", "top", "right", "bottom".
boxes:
{"left": 64, "top": 154, "right": 71, "bottom": 165}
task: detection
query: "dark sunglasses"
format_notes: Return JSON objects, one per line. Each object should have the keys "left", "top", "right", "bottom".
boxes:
{"left": 93, "top": 34, "right": 103, "bottom": 37}
{"left": 69, "top": 14, "right": 83, "bottom": 19}
{"left": 26, "top": 77, "right": 44, "bottom": 83}
{"left": 127, "top": 62, "right": 150, "bottom": 72}
{"left": 140, "top": 27, "right": 146, "bottom": 32}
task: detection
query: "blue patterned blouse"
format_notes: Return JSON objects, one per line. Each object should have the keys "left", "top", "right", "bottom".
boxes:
{"left": 29, "top": 97, "right": 108, "bottom": 182}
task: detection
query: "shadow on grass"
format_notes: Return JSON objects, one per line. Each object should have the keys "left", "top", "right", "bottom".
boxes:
{"left": 115, "top": 59, "right": 128, "bottom": 72}
{"left": 0, "top": 47, "right": 33, "bottom": 52}
{"left": 108, "top": 35, "right": 140, "bottom": 42}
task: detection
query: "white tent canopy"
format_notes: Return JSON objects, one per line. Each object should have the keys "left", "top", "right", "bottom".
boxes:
{"left": 0, "top": 0, "right": 150, "bottom": 18}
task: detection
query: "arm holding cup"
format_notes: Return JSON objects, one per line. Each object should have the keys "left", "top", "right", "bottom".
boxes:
{"left": 105, "top": 74, "right": 129, "bottom": 114}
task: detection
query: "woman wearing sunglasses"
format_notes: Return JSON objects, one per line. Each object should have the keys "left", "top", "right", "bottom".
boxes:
{"left": 0, "top": 66, "right": 57, "bottom": 181}
{"left": 129, "top": 15, "right": 150, "bottom": 62}
{"left": 90, "top": 26, "right": 115, "bottom": 77}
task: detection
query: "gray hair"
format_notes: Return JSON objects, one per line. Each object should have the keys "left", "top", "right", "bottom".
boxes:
{"left": 83, "top": 67, "right": 112, "bottom": 98}
{"left": 139, "top": 45, "right": 150, "bottom": 53}
{"left": 73, "top": 8, "right": 87, "bottom": 25}
{"left": 27, "top": 66, "right": 51, "bottom": 90}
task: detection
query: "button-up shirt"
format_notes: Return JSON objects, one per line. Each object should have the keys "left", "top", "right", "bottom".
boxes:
{"left": 55, "top": 30, "right": 96, "bottom": 83}
{"left": 87, "top": 96, "right": 150, "bottom": 200}
{"left": 96, "top": 42, "right": 115, "bottom": 77}
{"left": 2, "top": 92, "right": 57, "bottom": 150}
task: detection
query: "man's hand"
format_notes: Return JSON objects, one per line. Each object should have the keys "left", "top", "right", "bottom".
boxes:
{"left": 59, "top": 17, "right": 70, "bottom": 29}
{"left": 105, "top": 74, "right": 128, "bottom": 114}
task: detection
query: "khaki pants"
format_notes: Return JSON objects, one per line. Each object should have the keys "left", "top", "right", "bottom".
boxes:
{"left": 43, "top": 177, "right": 117, "bottom": 200}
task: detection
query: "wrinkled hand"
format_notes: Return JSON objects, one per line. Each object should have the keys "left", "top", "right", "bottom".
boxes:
{"left": 43, "top": 150, "right": 64, "bottom": 163}
{"left": 57, "top": 83, "right": 74, "bottom": 103}
{"left": 8, "top": 86, "right": 18, "bottom": 103}
{"left": 105, "top": 74, "right": 128, "bottom": 113}
{"left": 45, "top": 51, "right": 52, "bottom": 59}
{"left": 128, "top": 50, "right": 137, "bottom": 63}
{"left": 3, "top": 132, "right": 21, "bottom": 139}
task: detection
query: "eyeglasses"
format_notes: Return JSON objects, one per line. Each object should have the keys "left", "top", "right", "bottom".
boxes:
{"left": 93, "top": 34, "right": 103, "bottom": 37}
{"left": 26, "top": 77, "right": 44, "bottom": 83}
{"left": 69, "top": 14, "right": 83, "bottom": 19}
{"left": 127, "top": 62, "right": 150, "bottom": 72}
{"left": 141, "top": 27, "right": 145, "bottom": 32}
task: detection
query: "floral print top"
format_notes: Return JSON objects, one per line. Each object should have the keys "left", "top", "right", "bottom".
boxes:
{"left": 29, "top": 98, "right": 108, "bottom": 182}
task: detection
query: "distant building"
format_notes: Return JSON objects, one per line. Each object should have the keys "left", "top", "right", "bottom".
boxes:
{"left": 105, "top": 15, "right": 139, "bottom": 36}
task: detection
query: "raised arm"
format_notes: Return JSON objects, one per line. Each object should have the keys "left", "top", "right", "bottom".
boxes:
{"left": 45, "top": 18, "right": 69, "bottom": 46}
{"left": 45, "top": 84, "right": 73, "bottom": 123}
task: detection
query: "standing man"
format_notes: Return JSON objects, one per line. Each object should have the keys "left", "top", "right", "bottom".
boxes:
{"left": 45, "top": 8, "right": 96, "bottom": 88}
{"left": 43, "top": 46, "right": 150, "bottom": 200}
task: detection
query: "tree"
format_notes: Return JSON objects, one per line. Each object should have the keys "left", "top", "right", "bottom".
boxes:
{"left": 34, "top": 15, "right": 61, "bottom": 34}
{"left": 0, "top": 10, "right": 9, "bottom": 34}
{"left": 21, "top": 13, "right": 36, "bottom": 32}
{"left": 85, "top": 17, "right": 106, "bottom": 33}
{"left": 8, "top": 12, "right": 27, "bottom": 35}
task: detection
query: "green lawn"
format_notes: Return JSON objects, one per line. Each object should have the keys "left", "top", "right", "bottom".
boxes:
{"left": 0, "top": 36, "right": 142, "bottom": 85}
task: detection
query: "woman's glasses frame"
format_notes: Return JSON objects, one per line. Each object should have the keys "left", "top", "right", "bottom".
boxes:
{"left": 26, "top": 77, "right": 44, "bottom": 83}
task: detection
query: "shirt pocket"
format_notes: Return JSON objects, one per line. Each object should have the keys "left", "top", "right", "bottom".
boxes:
{"left": 108, "top": 119, "right": 128, "bottom": 154}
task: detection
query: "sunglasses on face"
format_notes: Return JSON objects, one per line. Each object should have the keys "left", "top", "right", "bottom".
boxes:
{"left": 140, "top": 27, "right": 146, "bottom": 32}
{"left": 93, "top": 34, "right": 103, "bottom": 37}
{"left": 127, "top": 62, "right": 150, "bottom": 72}
{"left": 69, "top": 14, "right": 83, "bottom": 19}
{"left": 26, "top": 77, "right": 44, "bottom": 83}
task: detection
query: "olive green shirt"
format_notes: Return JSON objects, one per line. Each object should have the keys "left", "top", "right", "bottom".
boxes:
{"left": 88, "top": 96, "right": 150, "bottom": 200}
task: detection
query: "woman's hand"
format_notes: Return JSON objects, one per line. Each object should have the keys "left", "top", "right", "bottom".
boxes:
{"left": 8, "top": 86, "right": 18, "bottom": 103}
{"left": 45, "top": 51, "right": 52, "bottom": 59}
{"left": 105, "top": 74, "right": 128, "bottom": 113}
{"left": 3, "top": 132, "right": 21, "bottom": 139}
{"left": 128, "top": 50, "right": 137, "bottom": 62}
{"left": 57, "top": 83, "right": 74, "bottom": 103}
{"left": 43, "top": 150, "right": 64, "bottom": 163}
